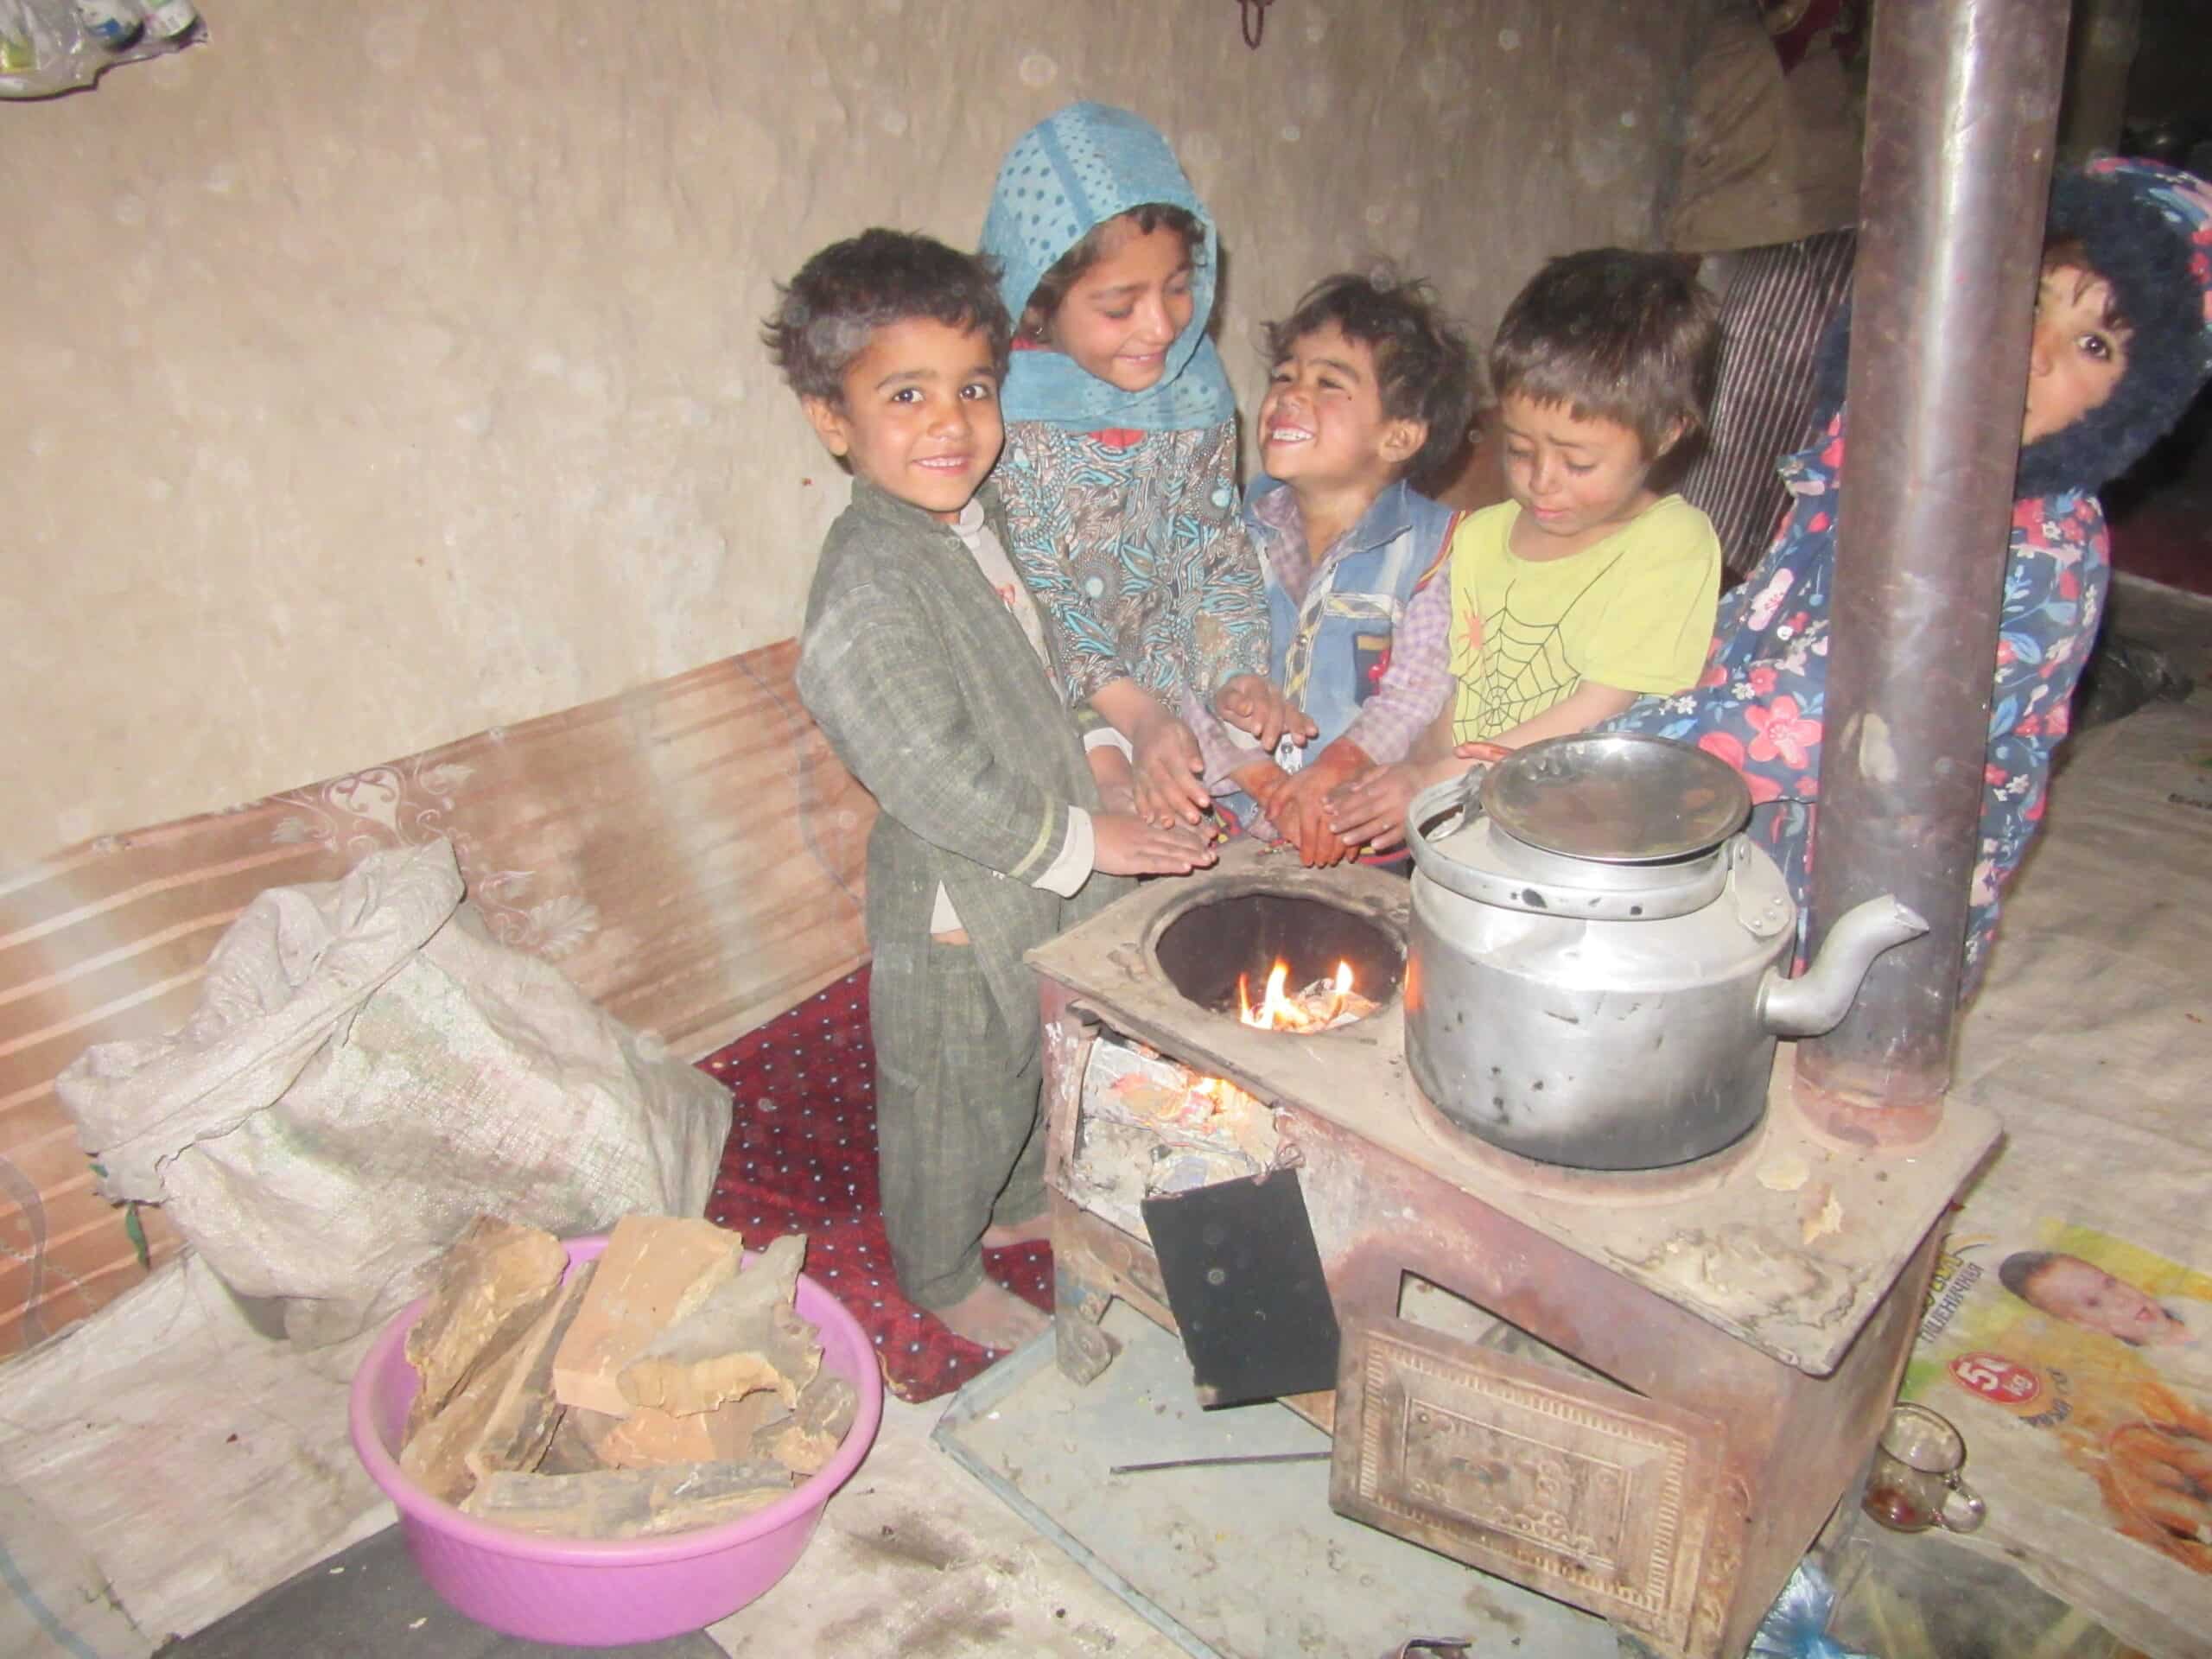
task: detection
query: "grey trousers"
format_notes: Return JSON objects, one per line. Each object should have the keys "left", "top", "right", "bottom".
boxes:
{"left": 869, "top": 937, "right": 1046, "bottom": 1310}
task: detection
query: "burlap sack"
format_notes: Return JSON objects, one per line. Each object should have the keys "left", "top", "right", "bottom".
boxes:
{"left": 55, "top": 839, "right": 732, "bottom": 1346}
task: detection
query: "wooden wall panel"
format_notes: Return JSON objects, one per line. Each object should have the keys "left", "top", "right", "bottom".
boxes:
{"left": 0, "top": 642, "right": 873, "bottom": 1357}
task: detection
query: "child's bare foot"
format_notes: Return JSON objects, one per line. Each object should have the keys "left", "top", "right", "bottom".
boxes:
{"left": 981, "top": 1212, "right": 1052, "bottom": 1250}
{"left": 933, "top": 1280, "right": 1050, "bottom": 1351}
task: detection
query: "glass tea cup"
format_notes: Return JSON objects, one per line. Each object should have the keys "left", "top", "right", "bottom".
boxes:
{"left": 1860, "top": 1402, "right": 1986, "bottom": 1534}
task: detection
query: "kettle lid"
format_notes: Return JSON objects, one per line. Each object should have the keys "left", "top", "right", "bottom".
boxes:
{"left": 1484, "top": 733, "right": 1752, "bottom": 864}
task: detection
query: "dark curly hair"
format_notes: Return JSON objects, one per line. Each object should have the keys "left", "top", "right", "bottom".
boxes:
{"left": 1262, "top": 271, "right": 1480, "bottom": 490}
{"left": 1018, "top": 203, "right": 1205, "bottom": 340}
{"left": 1489, "top": 249, "right": 1721, "bottom": 460}
{"left": 763, "top": 229, "right": 1012, "bottom": 404}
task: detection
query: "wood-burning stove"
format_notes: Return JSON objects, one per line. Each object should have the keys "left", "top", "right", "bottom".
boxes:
{"left": 1030, "top": 842, "right": 1996, "bottom": 1658}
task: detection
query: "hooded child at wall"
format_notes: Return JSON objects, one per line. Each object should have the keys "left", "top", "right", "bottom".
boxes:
{"left": 1610, "top": 159, "right": 2212, "bottom": 986}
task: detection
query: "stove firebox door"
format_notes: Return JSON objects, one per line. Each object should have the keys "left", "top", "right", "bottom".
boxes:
{"left": 1332, "top": 1313, "right": 1722, "bottom": 1654}
{"left": 1141, "top": 1168, "right": 1341, "bottom": 1408}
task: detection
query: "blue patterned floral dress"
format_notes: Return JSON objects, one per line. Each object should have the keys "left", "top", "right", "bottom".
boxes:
{"left": 981, "top": 103, "right": 1268, "bottom": 717}
{"left": 996, "top": 416, "right": 1264, "bottom": 708}
{"left": 1612, "top": 410, "right": 2109, "bottom": 983}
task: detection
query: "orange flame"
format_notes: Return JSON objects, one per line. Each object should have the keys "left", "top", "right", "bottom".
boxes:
{"left": 1236, "top": 958, "right": 1355, "bottom": 1032}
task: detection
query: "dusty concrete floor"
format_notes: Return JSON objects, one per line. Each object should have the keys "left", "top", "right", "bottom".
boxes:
{"left": 705, "top": 1370, "right": 1189, "bottom": 1659}
{"left": 705, "top": 1300, "right": 1633, "bottom": 1659}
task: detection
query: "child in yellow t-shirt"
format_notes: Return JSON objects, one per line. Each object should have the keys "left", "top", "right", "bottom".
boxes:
{"left": 1327, "top": 250, "right": 1723, "bottom": 852}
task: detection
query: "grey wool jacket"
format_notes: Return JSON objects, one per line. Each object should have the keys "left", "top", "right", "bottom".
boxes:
{"left": 797, "top": 477, "right": 1130, "bottom": 1052}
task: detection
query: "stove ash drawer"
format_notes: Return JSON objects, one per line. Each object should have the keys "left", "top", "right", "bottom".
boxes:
{"left": 1331, "top": 1313, "right": 1725, "bottom": 1656}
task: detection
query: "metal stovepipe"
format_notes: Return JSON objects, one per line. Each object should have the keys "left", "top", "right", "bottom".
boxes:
{"left": 1793, "top": 0, "right": 2072, "bottom": 1146}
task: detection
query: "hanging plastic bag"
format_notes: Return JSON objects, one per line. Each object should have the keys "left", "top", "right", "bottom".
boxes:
{"left": 1, "top": 0, "right": 201, "bottom": 100}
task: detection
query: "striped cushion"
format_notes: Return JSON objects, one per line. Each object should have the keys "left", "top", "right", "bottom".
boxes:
{"left": 1679, "top": 228, "right": 1859, "bottom": 575}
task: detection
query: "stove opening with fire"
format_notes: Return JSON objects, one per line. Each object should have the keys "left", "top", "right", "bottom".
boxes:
{"left": 1064, "top": 890, "right": 1406, "bottom": 1233}
{"left": 1153, "top": 891, "right": 1403, "bottom": 1019}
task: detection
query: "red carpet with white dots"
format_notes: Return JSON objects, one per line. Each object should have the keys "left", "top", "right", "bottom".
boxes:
{"left": 697, "top": 968, "right": 1053, "bottom": 1403}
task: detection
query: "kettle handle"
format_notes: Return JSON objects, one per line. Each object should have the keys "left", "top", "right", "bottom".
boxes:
{"left": 1405, "top": 767, "right": 1492, "bottom": 901}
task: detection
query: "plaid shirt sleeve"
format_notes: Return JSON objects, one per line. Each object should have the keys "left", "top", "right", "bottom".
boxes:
{"left": 1180, "top": 687, "right": 1265, "bottom": 793}
{"left": 1339, "top": 569, "right": 1453, "bottom": 764}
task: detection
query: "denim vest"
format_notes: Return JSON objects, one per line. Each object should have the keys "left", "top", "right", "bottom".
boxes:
{"left": 1215, "top": 477, "right": 1456, "bottom": 829}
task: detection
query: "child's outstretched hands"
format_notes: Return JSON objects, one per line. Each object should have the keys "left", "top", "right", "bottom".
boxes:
{"left": 1229, "top": 757, "right": 1293, "bottom": 821}
{"left": 1214, "top": 674, "right": 1318, "bottom": 754}
{"left": 1128, "top": 709, "right": 1214, "bottom": 828}
{"left": 1092, "top": 811, "right": 1218, "bottom": 877}
{"left": 1325, "top": 759, "right": 1437, "bottom": 854}
{"left": 1266, "top": 740, "right": 1373, "bottom": 866}
{"left": 1326, "top": 744, "right": 1510, "bottom": 853}
{"left": 1086, "top": 741, "right": 1140, "bottom": 817}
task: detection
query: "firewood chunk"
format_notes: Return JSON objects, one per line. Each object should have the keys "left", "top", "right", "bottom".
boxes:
{"left": 404, "top": 1274, "right": 583, "bottom": 1503}
{"left": 404, "top": 1215, "right": 568, "bottom": 1440}
{"left": 754, "top": 1370, "right": 859, "bottom": 1476}
{"left": 537, "top": 1408, "right": 605, "bottom": 1477}
{"left": 460, "top": 1460, "right": 798, "bottom": 1540}
{"left": 464, "top": 1262, "right": 595, "bottom": 1485}
{"left": 551, "top": 1216, "right": 746, "bottom": 1415}
{"left": 571, "top": 1390, "right": 789, "bottom": 1470}
{"left": 618, "top": 1234, "right": 817, "bottom": 1416}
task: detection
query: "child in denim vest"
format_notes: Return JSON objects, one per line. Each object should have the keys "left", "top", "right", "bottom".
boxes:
{"left": 1186, "top": 273, "right": 1479, "bottom": 866}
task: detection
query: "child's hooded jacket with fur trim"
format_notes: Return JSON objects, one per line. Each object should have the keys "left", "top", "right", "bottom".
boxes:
{"left": 1614, "top": 159, "right": 2212, "bottom": 984}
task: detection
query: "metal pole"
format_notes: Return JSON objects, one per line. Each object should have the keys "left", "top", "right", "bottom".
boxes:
{"left": 1794, "top": 0, "right": 2072, "bottom": 1147}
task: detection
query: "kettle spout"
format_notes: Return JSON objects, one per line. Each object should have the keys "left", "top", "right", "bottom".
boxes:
{"left": 1758, "top": 896, "right": 1930, "bottom": 1039}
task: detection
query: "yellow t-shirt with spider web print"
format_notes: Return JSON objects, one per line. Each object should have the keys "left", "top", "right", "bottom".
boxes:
{"left": 1446, "top": 495, "right": 1720, "bottom": 745}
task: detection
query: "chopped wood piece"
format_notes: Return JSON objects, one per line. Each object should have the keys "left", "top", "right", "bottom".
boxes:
{"left": 537, "top": 1408, "right": 604, "bottom": 1477}
{"left": 571, "top": 1390, "right": 789, "bottom": 1469}
{"left": 550, "top": 1216, "right": 746, "bottom": 1416}
{"left": 460, "top": 1460, "right": 798, "bottom": 1540}
{"left": 754, "top": 1370, "right": 859, "bottom": 1476}
{"left": 464, "top": 1262, "right": 595, "bottom": 1485}
{"left": 617, "top": 1235, "right": 817, "bottom": 1416}
{"left": 403, "top": 1308, "right": 542, "bottom": 1505}
{"left": 404, "top": 1215, "right": 568, "bottom": 1440}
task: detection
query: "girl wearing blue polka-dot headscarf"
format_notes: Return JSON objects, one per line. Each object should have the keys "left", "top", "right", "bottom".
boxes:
{"left": 982, "top": 103, "right": 1276, "bottom": 830}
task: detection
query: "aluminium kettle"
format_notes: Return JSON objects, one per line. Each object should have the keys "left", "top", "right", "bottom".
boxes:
{"left": 1402, "top": 734, "right": 1926, "bottom": 1169}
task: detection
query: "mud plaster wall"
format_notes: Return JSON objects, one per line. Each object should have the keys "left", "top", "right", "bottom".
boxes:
{"left": 3, "top": 0, "right": 1700, "bottom": 869}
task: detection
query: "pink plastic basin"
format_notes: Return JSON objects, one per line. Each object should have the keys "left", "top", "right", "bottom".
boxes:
{"left": 349, "top": 1232, "right": 883, "bottom": 1647}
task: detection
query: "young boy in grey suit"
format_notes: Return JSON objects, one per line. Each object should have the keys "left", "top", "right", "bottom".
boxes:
{"left": 767, "top": 231, "right": 1214, "bottom": 1350}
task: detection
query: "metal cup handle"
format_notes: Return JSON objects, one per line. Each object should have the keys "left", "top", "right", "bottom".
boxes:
{"left": 1938, "top": 1471, "right": 1986, "bottom": 1533}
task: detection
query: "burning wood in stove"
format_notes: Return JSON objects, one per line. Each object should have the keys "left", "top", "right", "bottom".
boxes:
{"left": 1237, "top": 959, "right": 1376, "bottom": 1033}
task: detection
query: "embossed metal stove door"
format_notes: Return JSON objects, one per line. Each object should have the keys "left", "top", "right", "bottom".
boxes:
{"left": 1331, "top": 1313, "right": 1722, "bottom": 1655}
